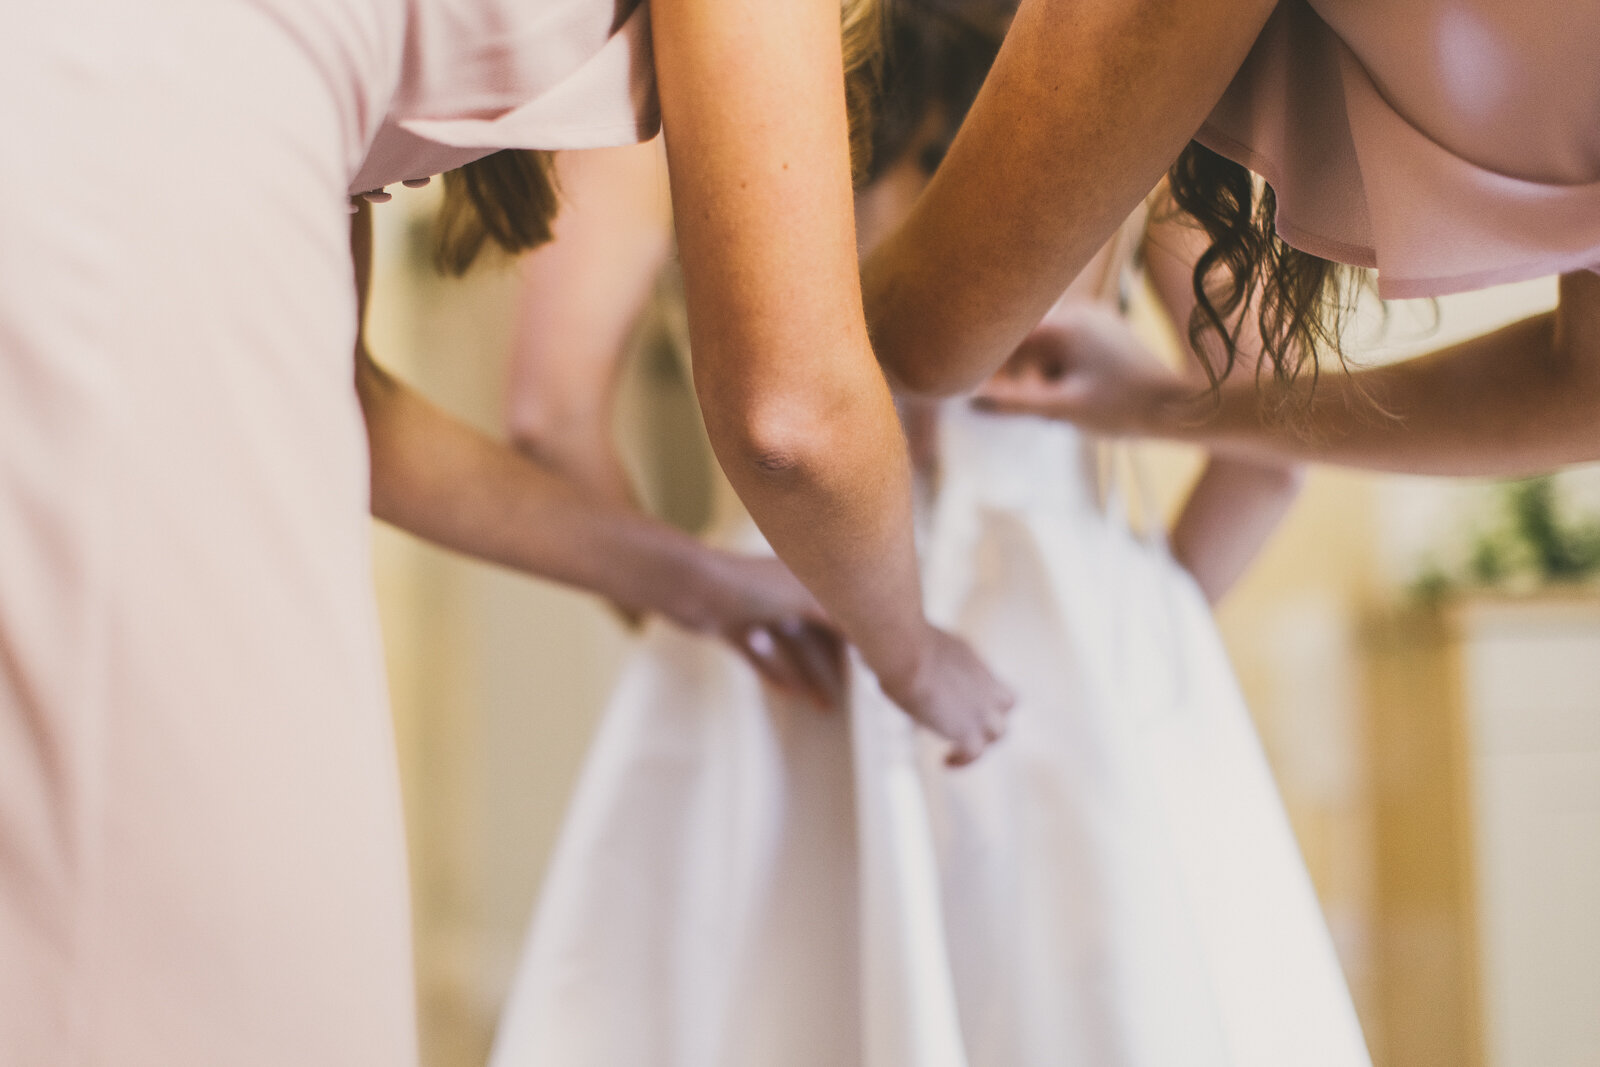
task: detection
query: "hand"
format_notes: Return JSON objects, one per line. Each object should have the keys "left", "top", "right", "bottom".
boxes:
{"left": 729, "top": 618, "right": 848, "bottom": 713}
{"left": 973, "top": 302, "right": 1187, "bottom": 435}
{"left": 880, "top": 625, "right": 1015, "bottom": 767}
{"left": 675, "top": 553, "right": 848, "bottom": 711}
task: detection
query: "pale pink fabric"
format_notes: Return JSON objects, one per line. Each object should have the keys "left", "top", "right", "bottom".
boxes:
{"left": 0, "top": 1, "right": 651, "bottom": 1064}
{"left": 353, "top": 0, "right": 658, "bottom": 193}
{"left": 1199, "top": 0, "right": 1600, "bottom": 298}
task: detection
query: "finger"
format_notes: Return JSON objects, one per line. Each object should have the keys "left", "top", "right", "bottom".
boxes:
{"left": 776, "top": 622, "right": 843, "bottom": 710}
{"left": 778, "top": 621, "right": 847, "bottom": 710}
{"left": 813, "top": 624, "right": 849, "bottom": 692}
{"left": 972, "top": 379, "right": 1081, "bottom": 419}
{"left": 771, "top": 634, "right": 832, "bottom": 710}
{"left": 944, "top": 730, "right": 989, "bottom": 768}
{"left": 775, "top": 627, "right": 840, "bottom": 710}
{"left": 753, "top": 625, "right": 831, "bottom": 708}
{"left": 945, "top": 742, "right": 984, "bottom": 768}
{"left": 795, "top": 594, "right": 834, "bottom": 629}
{"left": 735, "top": 626, "right": 806, "bottom": 695}
{"left": 970, "top": 394, "right": 1056, "bottom": 418}
{"left": 1009, "top": 333, "right": 1067, "bottom": 371}
{"left": 973, "top": 374, "right": 1057, "bottom": 404}
{"left": 1009, "top": 347, "right": 1068, "bottom": 383}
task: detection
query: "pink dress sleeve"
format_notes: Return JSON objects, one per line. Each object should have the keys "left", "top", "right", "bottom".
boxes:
{"left": 1198, "top": 0, "right": 1600, "bottom": 298}
{"left": 352, "top": 0, "right": 659, "bottom": 194}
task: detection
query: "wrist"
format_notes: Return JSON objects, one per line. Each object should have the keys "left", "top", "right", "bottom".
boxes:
{"left": 869, "top": 618, "right": 938, "bottom": 708}
{"left": 1132, "top": 374, "right": 1195, "bottom": 438}
{"left": 593, "top": 516, "right": 712, "bottom": 629}
{"left": 650, "top": 540, "right": 726, "bottom": 633}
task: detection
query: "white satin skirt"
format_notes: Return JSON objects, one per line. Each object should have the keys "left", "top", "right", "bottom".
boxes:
{"left": 490, "top": 411, "right": 1371, "bottom": 1067}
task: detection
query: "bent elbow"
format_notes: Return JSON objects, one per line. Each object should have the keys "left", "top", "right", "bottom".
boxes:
{"left": 720, "top": 403, "right": 830, "bottom": 482}
{"left": 708, "top": 391, "right": 861, "bottom": 489}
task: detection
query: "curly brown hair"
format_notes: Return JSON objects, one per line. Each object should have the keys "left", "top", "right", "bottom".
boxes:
{"left": 1166, "top": 141, "right": 1364, "bottom": 407}
{"left": 867, "top": 0, "right": 1012, "bottom": 186}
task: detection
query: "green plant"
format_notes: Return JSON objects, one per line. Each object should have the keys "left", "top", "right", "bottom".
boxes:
{"left": 1411, "top": 475, "right": 1600, "bottom": 599}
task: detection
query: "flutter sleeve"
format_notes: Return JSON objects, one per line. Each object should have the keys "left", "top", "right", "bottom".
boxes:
{"left": 1198, "top": 0, "right": 1600, "bottom": 298}
{"left": 352, "top": 0, "right": 658, "bottom": 194}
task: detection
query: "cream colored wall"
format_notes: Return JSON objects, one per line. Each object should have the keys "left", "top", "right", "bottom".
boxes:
{"left": 366, "top": 189, "right": 634, "bottom": 1066}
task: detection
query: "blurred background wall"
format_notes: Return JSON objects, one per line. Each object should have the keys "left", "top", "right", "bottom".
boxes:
{"left": 364, "top": 183, "right": 1598, "bottom": 1067}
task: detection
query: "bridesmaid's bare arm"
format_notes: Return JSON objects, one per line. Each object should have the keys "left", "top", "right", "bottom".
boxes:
{"left": 979, "top": 272, "right": 1600, "bottom": 478}
{"left": 1140, "top": 208, "right": 1305, "bottom": 603}
{"left": 976, "top": 202, "right": 1306, "bottom": 602}
{"left": 1149, "top": 272, "right": 1600, "bottom": 476}
{"left": 1168, "top": 461, "right": 1304, "bottom": 603}
{"left": 350, "top": 203, "right": 845, "bottom": 706}
{"left": 862, "top": 0, "right": 1277, "bottom": 396}
{"left": 504, "top": 144, "right": 674, "bottom": 511}
{"left": 652, "top": 0, "right": 1013, "bottom": 759}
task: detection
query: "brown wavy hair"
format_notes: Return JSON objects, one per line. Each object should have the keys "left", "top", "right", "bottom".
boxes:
{"left": 434, "top": 150, "right": 562, "bottom": 276}
{"left": 434, "top": 0, "right": 885, "bottom": 275}
{"left": 1166, "top": 141, "right": 1362, "bottom": 409}
{"left": 840, "top": 0, "right": 886, "bottom": 183}
{"left": 867, "top": 0, "right": 1012, "bottom": 186}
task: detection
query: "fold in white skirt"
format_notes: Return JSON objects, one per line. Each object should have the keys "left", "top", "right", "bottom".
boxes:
{"left": 491, "top": 414, "right": 1371, "bottom": 1067}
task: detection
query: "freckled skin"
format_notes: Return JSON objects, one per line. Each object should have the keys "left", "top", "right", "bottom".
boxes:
{"left": 648, "top": 0, "right": 1015, "bottom": 752}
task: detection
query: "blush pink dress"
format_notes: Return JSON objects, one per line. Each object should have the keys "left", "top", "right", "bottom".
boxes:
{"left": 1199, "top": 0, "right": 1600, "bottom": 297}
{"left": 0, "top": 2, "right": 651, "bottom": 1064}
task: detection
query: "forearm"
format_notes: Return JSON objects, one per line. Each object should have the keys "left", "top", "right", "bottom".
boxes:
{"left": 862, "top": 0, "right": 1278, "bottom": 396}
{"left": 360, "top": 354, "right": 715, "bottom": 622}
{"left": 653, "top": 0, "right": 933, "bottom": 691}
{"left": 703, "top": 367, "right": 930, "bottom": 687}
{"left": 1150, "top": 304, "right": 1600, "bottom": 477}
{"left": 1170, "top": 456, "right": 1304, "bottom": 603}
{"left": 503, "top": 145, "right": 672, "bottom": 452}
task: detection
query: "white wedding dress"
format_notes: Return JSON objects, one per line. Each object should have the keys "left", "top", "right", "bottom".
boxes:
{"left": 489, "top": 373, "right": 1372, "bottom": 1066}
